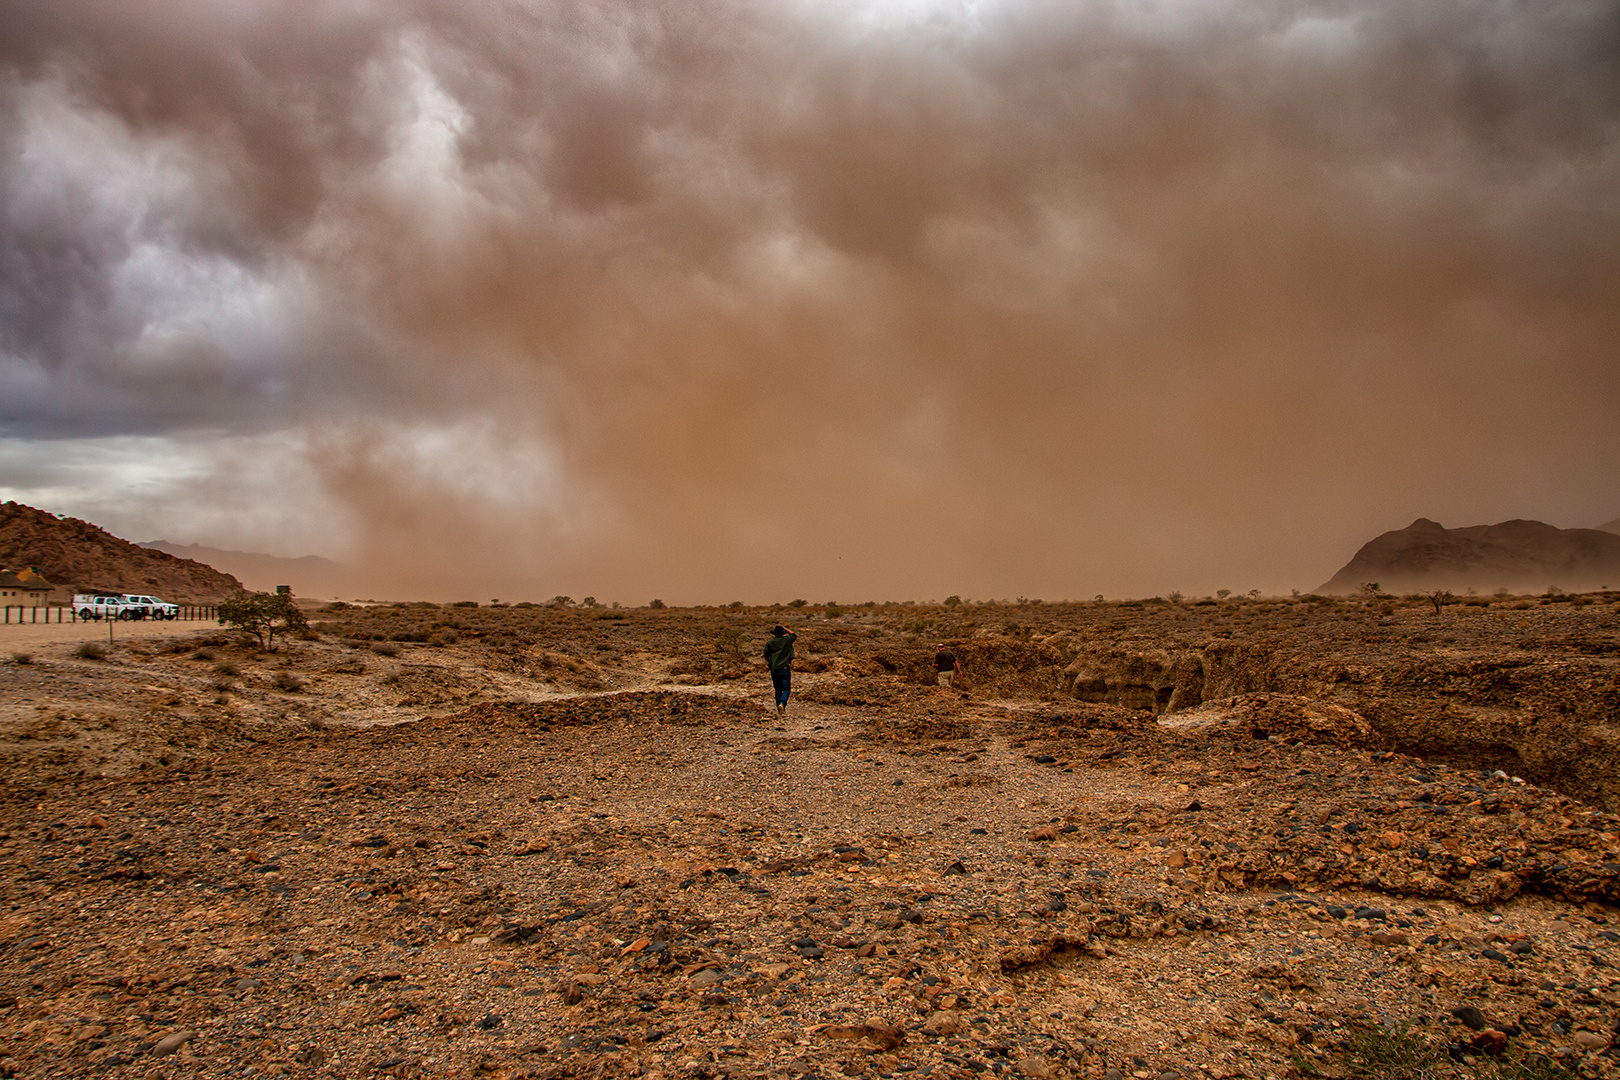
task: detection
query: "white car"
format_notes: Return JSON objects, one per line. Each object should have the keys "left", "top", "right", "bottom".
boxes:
{"left": 72, "top": 594, "right": 181, "bottom": 620}
{"left": 73, "top": 594, "right": 130, "bottom": 620}
{"left": 121, "top": 594, "right": 181, "bottom": 620}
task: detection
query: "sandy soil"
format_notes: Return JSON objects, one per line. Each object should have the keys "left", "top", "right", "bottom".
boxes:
{"left": 0, "top": 597, "right": 1617, "bottom": 1080}
{"left": 0, "top": 615, "right": 214, "bottom": 653}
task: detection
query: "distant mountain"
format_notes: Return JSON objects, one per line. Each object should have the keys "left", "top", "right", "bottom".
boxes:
{"left": 1598, "top": 517, "right": 1620, "bottom": 536}
{"left": 1317, "top": 518, "right": 1620, "bottom": 595}
{"left": 0, "top": 502, "right": 242, "bottom": 602}
{"left": 141, "top": 541, "right": 352, "bottom": 598}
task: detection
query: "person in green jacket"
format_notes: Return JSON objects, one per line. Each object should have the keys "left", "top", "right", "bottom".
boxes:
{"left": 763, "top": 623, "right": 797, "bottom": 718}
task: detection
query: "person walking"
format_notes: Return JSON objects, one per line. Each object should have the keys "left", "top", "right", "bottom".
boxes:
{"left": 934, "top": 643, "right": 961, "bottom": 689}
{"left": 764, "top": 623, "right": 797, "bottom": 718}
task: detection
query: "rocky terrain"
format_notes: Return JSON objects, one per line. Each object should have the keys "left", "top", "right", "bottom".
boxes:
{"left": 0, "top": 503, "right": 242, "bottom": 603}
{"left": 1317, "top": 519, "right": 1620, "bottom": 597}
{"left": 1, "top": 594, "right": 1618, "bottom": 1079}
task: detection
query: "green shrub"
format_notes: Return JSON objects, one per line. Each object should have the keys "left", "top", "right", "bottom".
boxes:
{"left": 217, "top": 590, "right": 309, "bottom": 652}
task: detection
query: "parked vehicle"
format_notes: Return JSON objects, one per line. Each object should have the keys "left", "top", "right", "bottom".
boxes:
{"left": 121, "top": 595, "right": 181, "bottom": 620}
{"left": 71, "top": 593, "right": 181, "bottom": 620}
{"left": 73, "top": 593, "right": 129, "bottom": 620}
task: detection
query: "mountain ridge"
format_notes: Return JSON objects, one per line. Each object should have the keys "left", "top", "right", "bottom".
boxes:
{"left": 1317, "top": 517, "right": 1620, "bottom": 595}
{"left": 0, "top": 502, "right": 242, "bottom": 602}
{"left": 140, "top": 541, "right": 351, "bottom": 597}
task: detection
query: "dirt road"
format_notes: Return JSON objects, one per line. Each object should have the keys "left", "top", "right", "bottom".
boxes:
{"left": 0, "top": 614, "right": 215, "bottom": 653}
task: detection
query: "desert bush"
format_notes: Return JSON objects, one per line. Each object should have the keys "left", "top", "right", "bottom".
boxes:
{"left": 648, "top": 599, "right": 666, "bottom": 609}
{"left": 191, "top": 649, "right": 216, "bottom": 661}
{"left": 217, "top": 590, "right": 309, "bottom": 652}
{"left": 322, "top": 601, "right": 351, "bottom": 611}
{"left": 371, "top": 641, "right": 401, "bottom": 657}
{"left": 74, "top": 642, "right": 107, "bottom": 660}
{"left": 728, "top": 600, "right": 744, "bottom": 609}
{"left": 825, "top": 604, "right": 845, "bottom": 618}
{"left": 1301, "top": 1019, "right": 1576, "bottom": 1080}
{"left": 428, "top": 629, "right": 458, "bottom": 646}
{"left": 598, "top": 610, "right": 627, "bottom": 620}
{"left": 451, "top": 600, "right": 478, "bottom": 608}
{"left": 944, "top": 595, "right": 962, "bottom": 606}
{"left": 788, "top": 598, "right": 807, "bottom": 608}
{"left": 272, "top": 671, "right": 305, "bottom": 692}
{"left": 213, "top": 661, "right": 241, "bottom": 676}
{"left": 717, "top": 627, "right": 745, "bottom": 657}
{"left": 10, "top": 652, "right": 32, "bottom": 665}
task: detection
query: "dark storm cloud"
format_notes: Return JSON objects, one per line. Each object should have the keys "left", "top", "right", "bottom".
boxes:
{"left": 1, "top": 0, "right": 1616, "bottom": 600}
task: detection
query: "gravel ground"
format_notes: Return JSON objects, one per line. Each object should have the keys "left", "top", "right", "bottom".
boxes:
{"left": 1, "top": 603, "right": 1617, "bottom": 1079}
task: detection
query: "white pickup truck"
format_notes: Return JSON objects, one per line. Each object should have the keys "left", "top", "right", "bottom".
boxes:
{"left": 73, "top": 593, "right": 181, "bottom": 620}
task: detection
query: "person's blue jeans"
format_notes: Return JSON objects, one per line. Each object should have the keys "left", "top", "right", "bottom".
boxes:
{"left": 771, "top": 666, "right": 792, "bottom": 708}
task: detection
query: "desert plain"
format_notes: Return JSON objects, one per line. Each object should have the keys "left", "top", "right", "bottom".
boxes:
{"left": 1, "top": 594, "right": 1618, "bottom": 1080}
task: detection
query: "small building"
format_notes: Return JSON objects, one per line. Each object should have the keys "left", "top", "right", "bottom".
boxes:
{"left": 0, "top": 567, "right": 55, "bottom": 607}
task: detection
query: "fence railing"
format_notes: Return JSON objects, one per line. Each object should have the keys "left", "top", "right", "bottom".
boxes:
{"left": 1, "top": 605, "right": 219, "bottom": 625}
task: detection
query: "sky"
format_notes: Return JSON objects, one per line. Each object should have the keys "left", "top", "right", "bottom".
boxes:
{"left": 1, "top": 0, "right": 1617, "bottom": 603}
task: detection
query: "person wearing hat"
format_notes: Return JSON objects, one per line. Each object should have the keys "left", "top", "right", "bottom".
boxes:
{"left": 933, "top": 643, "right": 961, "bottom": 688}
{"left": 764, "top": 624, "right": 798, "bottom": 718}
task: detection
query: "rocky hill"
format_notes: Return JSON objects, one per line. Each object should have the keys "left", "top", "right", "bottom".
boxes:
{"left": 141, "top": 540, "right": 351, "bottom": 597}
{"left": 0, "top": 501, "right": 242, "bottom": 602}
{"left": 1317, "top": 516, "right": 1620, "bottom": 595}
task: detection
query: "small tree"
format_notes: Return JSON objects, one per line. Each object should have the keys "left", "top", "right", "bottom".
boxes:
{"left": 1359, "top": 582, "right": 1382, "bottom": 597}
{"left": 218, "top": 591, "right": 309, "bottom": 652}
{"left": 1216, "top": 589, "right": 1231, "bottom": 600}
{"left": 1427, "top": 589, "right": 1452, "bottom": 615}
